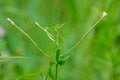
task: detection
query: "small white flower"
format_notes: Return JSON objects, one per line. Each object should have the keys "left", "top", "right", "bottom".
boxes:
{"left": 102, "top": 11, "right": 107, "bottom": 18}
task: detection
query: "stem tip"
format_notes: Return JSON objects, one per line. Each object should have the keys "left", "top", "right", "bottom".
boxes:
{"left": 102, "top": 11, "right": 107, "bottom": 18}
{"left": 7, "top": 18, "right": 15, "bottom": 25}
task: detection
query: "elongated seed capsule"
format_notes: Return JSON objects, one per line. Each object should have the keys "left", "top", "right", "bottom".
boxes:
{"left": 7, "top": 18, "right": 15, "bottom": 25}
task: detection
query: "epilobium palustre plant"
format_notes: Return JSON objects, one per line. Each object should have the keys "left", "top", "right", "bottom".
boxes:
{"left": 7, "top": 11, "right": 107, "bottom": 80}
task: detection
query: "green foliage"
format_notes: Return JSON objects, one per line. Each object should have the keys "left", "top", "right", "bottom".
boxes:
{"left": 48, "top": 61, "right": 55, "bottom": 80}
{"left": 0, "top": 42, "right": 7, "bottom": 51}
{"left": 7, "top": 11, "right": 105, "bottom": 80}
{"left": 0, "top": 0, "right": 120, "bottom": 80}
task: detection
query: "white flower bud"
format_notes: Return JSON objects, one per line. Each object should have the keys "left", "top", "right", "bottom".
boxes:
{"left": 101, "top": 11, "right": 107, "bottom": 18}
{"left": 7, "top": 18, "right": 15, "bottom": 25}
{"left": 35, "top": 22, "right": 39, "bottom": 26}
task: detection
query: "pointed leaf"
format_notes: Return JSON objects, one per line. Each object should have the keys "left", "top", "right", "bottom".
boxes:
{"left": 56, "top": 48, "right": 61, "bottom": 63}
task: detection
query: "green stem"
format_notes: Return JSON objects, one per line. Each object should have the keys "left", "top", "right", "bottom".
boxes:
{"left": 7, "top": 18, "right": 50, "bottom": 59}
{"left": 55, "top": 63, "right": 59, "bottom": 80}
{"left": 62, "top": 15, "right": 105, "bottom": 56}
{"left": 35, "top": 22, "right": 56, "bottom": 43}
{"left": 0, "top": 56, "right": 28, "bottom": 59}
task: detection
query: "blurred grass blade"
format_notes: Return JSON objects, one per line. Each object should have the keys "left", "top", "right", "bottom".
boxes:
{"left": 7, "top": 18, "right": 50, "bottom": 59}
{"left": 0, "top": 56, "right": 28, "bottom": 60}
{"left": 15, "top": 73, "right": 39, "bottom": 80}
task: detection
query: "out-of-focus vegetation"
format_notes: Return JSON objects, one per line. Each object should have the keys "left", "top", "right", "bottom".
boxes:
{"left": 0, "top": 0, "right": 120, "bottom": 80}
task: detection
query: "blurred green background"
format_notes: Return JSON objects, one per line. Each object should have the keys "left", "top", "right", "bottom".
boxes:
{"left": 0, "top": 0, "right": 120, "bottom": 80}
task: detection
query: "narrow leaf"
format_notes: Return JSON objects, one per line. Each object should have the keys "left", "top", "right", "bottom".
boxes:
{"left": 56, "top": 48, "right": 61, "bottom": 63}
{"left": 0, "top": 56, "right": 28, "bottom": 60}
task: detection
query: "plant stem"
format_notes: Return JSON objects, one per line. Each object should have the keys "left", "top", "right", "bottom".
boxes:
{"left": 62, "top": 14, "right": 106, "bottom": 56}
{"left": 55, "top": 63, "right": 59, "bottom": 80}
{"left": 55, "top": 47, "right": 60, "bottom": 80}
{"left": 35, "top": 22, "right": 56, "bottom": 43}
{"left": 0, "top": 56, "right": 28, "bottom": 59}
{"left": 7, "top": 18, "right": 51, "bottom": 59}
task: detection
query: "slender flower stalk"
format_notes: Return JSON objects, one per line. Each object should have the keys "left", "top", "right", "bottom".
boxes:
{"left": 7, "top": 11, "right": 107, "bottom": 80}
{"left": 7, "top": 18, "right": 51, "bottom": 59}
{"left": 62, "top": 11, "right": 107, "bottom": 56}
{"left": 35, "top": 22, "right": 56, "bottom": 43}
